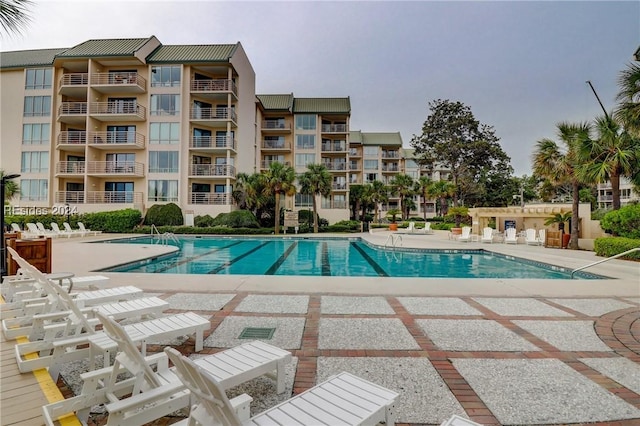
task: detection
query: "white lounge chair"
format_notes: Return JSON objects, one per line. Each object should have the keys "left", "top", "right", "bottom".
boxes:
{"left": 525, "top": 228, "right": 540, "bottom": 245}
{"left": 166, "top": 346, "right": 399, "bottom": 426}
{"left": 10, "top": 223, "right": 22, "bottom": 233}
{"left": 480, "top": 227, "right": 494, "bottom": 243}
{"left": 422, "top": 221, "right": 434, "bottom": 234}
{"left": 36, "top": 222, "right": 57, "bottom": 238}
{"left": 63, "top": 222, "right": 84, "bottom": 237}
{"left": 50, "top": 222, "right": 73, "bottom": 238}
{"left": 43, "top": 311, "right": 292, "bottom": 426}
{"left": 504, "top": 227, "right": 518, "bottom": 244}
{"left": 458, "top": 226, "right": 472, "bottom": 242}
{"left": 78, "top": 221, "right": 101, "bottom": 236}
{"left": 406, "top": 221, "right": 416, "bottom": 233}
{"left": 25, "top": 222, "right": 46, "bottom": 237}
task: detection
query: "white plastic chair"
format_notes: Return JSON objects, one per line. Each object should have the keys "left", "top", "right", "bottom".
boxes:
{"left": 458, "top": 226, "right": 472, "bottom": 242}
{"left": 480, "top": 227, "right": 494, "bottom": 243}
{"left": 504, "top": 228, "right": 518, "bottom": 244}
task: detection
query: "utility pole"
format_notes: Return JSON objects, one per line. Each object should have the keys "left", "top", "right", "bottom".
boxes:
{"left": 586, "top": 80, "right": 609, "bottom": 119}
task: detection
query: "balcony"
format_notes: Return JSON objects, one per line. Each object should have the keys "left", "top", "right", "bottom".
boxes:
{"left": 323, "top": 162, "right": 347, "bottom": 171}
{"left": 189, "top": 164, "right": 236, "bottom": 178}
{"left": 322, "top": 200, "right": 347, "bottom": 209}
{"left": 321, "top": 142, "right": 347, "bottom": 153}
{"left": 91, "top": 72, "right": 146, "bottom": 93}
{"left": 86, "top": 161, "right": 145, "bottom": 177}
{"left": 382, "top": 151, "right": 400, "bottom": 159}
{"left": 349, "top": 149, "right": 361, "bottom": 158}
{"left": 261, "top": 121, "right": 291, "bottom": 132}
{"left": 332, "top": 183, "right": 347, "bottom": 191}
{"left": 321, "top": 124, "right": 347, "bottom": 133}
{"left": 190, "top": 79, "right": 237, "bottom": 99}
{"left": 57, "top": 131, "right": 87, "bottom": 151}
{"left": 190, "top": 192, "right": 232, "bottom": 205}
{"left": 190, "top": 107, "right": 237, "bottom": 128}
{"left": 261, "top": 160, "right": 290, "bottom": 169}
{"left": 190, "top": 135, "right": 236, "bottom": 151}
{"left": 55, "top": 191, "right": 85, "bottom": 204}
{"left": 261, "top": 141, "right": 291, "bottom": 151}
{"left": 86, "top": 191, "right": 143, "bottom": 204}
{"left": 55, "top": 161, "right": 86, "bottom": 175}
{"left": 349, "top": 163, "right": 360, "bottom": 171}
{"left": 88, "top": 131, "right": 145, "bottom": 149}
{"left": 58, "top": 102, "right": 88, "bottom": 124}
{"left": 90, "top": 102, "right": 146, "bottom": 121}
{"left": 382, "top": 164, "right": 400, "bottom": 173}
{"left": 59, "top": 73, "right": 88, "bottom": 97}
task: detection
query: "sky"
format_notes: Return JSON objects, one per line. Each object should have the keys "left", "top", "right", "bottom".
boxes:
{"left": 2, "top": 0, "right": 638, "bottom": 176}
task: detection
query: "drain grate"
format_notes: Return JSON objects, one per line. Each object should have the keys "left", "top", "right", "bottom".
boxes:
{"left": 238, "top": 327, "right": 275, "bottom": 340}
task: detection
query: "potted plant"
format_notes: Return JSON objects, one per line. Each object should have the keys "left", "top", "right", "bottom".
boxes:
{"left": 386, "top": 208, "right": 401, "bottom": 231}
{"left": 447, "top": 206, "right": 469, "bottom": 236}
{"left": 544, "top": 212, "right": 571, "bottom": 248}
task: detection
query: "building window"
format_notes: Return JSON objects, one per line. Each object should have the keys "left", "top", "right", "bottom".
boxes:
{"left": 149, "top": 151, "right": 179, "bottom": 173}
{"left": 106, "top": 125, "right": 136, "bottom": 144}
{"left": 23, "top": 96, "right": 51, "bottom": 117}
{"left": 22, "top": 123, "right": 50, "bottom": 145}
{"left": 20, "top": 179, "right": 48, "bottom": 201}
{"left": 295, "top": 153, "right": 315, "bottom": 168}
{"left": 264, "top": 136, "right": 285, "bottom": 148}
{"left": 150, "top": 94, "right": 180, "bottom": 115}
{"left": 150, "top": 122, "right": 180, "bottom": 144}
{"left": 295, "top": 134, "right": 315, "bottom": 149}
{"left": 151, "top": 66, "right": 181, "bottom": 87}
{"left": 365, "top": 173, "right": 378, "bottom": 183}
{"left": 364, "top": 146, "right": 378, "bottom": 157}
{"left": 105, "top": 182, "right": 134, "bottom": 203}
{"left": 148, "top": 180, "right": 178, "bottom": 202}
{"left": 364, "top": 160, "right": 378, "bottom": 170}
{"left": 405, "top": 159, "right": 417, "bottom": 169}
{"left": 25, "top": 68, "right": 52, "bottom": 89}
{"left": 21, "top": 151, "right": 49, "bottom": 173}
{"left": 295, "top": 114, "right": 316, "bottom": 130}
{"left": 295, "top": 193, "right": 313, "bottom": 207}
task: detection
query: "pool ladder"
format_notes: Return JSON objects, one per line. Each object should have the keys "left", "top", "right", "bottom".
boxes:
{"left": 150, "top": 224, "right": 180, "bottom": 246}
{"left": 384, "top": 234, "right": 403, "bottom": 248}
{"left": 570, "top": 247, "right": 639, "bottom": 278}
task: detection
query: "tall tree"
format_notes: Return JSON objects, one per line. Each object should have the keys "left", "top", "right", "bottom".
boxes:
{"left": 0, "top": 0, "right": 33, "bottom": 36}
{"left": 232, "top": 172, "right": 269, "bottom": 219}
{"left": 415, "top": 175, "right": 433, "bottom": 221}
{"left": 615, "top": 62, "right": 640, "bottom": 137}
{"left": 369, "top": 180, "right": 388, "bottom": 223}
{"left": 532, "top": 122, "right": 591, "bottom": 250}
{"left": 298, "top": 164, "right": 332, "bottom": 233}
{"left": 577, "top": 115, "right": 639, "bottom": 210}
{"left": 262, "top": 162, "right": 296, "bottom": 235}
{"left": 427, "top": 179, "right": 455, "bottom": 217}
{"left": 410, "top": 99, "right": 510, "bottom": 208}
{"left": 389, "top": 174, "right": 415, "bottom": 220}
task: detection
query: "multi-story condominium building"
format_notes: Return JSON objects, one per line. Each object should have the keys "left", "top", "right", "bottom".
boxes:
{"left": 1, "top": 37, "right": 256, "bottom": 217}
{"left": 597, "top": 178, "right": 639, "bottom": 209}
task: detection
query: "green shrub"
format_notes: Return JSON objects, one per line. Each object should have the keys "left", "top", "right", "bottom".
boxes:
{"left": 600, "top": 204, "right": 640, "bottom": 239}
{"left": 321, "top": 220, "right": 361, "bottom": 233}
{"left": 136, "top": 225, "right": 272, "bottom": 235}
{"left": 144, "top": 203, "right": 183, "bottom": 226}
{"left": 212, "top": 210, "right": 260, "bottom": 228}
{"left": 594, "top": 237, "right": 640, "bottom": 260}
{"left": 431, "top": 222, "right": 455, "bottom": 231}
{"left": 81, "top": 209, "right": 142, "bottom": 233}
{"left": 194, "top": 214, "right": 216, "bottom": 227}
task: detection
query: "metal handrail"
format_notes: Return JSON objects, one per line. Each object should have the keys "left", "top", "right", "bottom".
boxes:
{"left": 570, "top": 247, "right": 639, "bottom": 279}
{"left": 384, "top": 234, "right": 403, "bottom": 248}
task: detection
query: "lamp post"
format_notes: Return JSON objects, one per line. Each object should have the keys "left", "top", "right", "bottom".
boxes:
{"left": 1, "top": 173, "right": 21, "bottom": 278}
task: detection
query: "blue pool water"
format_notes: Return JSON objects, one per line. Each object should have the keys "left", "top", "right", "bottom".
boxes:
{"left": 98, "top": 236, "right": 602, "bottom": 279}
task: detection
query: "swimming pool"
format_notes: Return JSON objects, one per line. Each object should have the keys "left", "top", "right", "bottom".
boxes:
{"left": 98, "top": 236, "right": 602, "bottom": 279}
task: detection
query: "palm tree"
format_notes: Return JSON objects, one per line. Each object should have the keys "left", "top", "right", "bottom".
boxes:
{"left": 415, "top": 175, "right": 433, "bottom": 221}
{"left": 0, "top": 0, "right": 33, "bottom": 36}
{"left": 298, "top": 164, "right": 332, "bottom": 233}
{"left": 532, "top": 122, "right": 591, "bottom": 250}
{"left": 232, "top": 172, "right": 268, "bottom": 217}
{"left": 1, "top": 169, "right": 19, "bottom": 201}
{"left": 389, "top": 174, "right": 415, "bottom": 220}
{"left": 262, "top": 162, "right": 296, "bottom": 235}
{"left": 577, "top": 115, "right": 639, "bottom": 210}
{"left": 369, "top": 180, "right": 388, "bottom": 223}
{"left": 615, "top": 62, "right": 640, "bottom": 137}
{"left": 427, "top": 179, "right": 455, "bottom": 217}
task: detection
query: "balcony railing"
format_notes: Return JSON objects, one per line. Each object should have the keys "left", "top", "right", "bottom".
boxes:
{"left": 382, "top": 151, "right": 400, "bottom": 159}
{"left": 90, "top": 102, "right": 146, "bottom": 119}
{"left": 349, "top": 149, "right": 361, "bottom": 157}
{"left": 332, "top": 183, "right": 347, "bottom": 190}
{"left": 190, "top": 192, "right": 232, "bottom": 205}
{"left": 321, "top": 143, "right": 347, "bottom": 152}
{"left": 261, "top": 141, "right": 291, "bottom": 150}
{"left": 91, "top": 72, "right": 146, "bottom": 91}
{"left": 261, "top": 121, "right": 290, "bottom": 130}
{"left": 261, "top": 160, "right": 290, "bottom": 169}
{"left": 382, "top": 164, "right": 400, "bottom": 172}
{"left": 190, "top": 135, "right": 236, "bottom": 150}
{"left": 321, "top": 124, "right": 347, "bottom": 133}
{"left": 56, "top": 161, "right": 86, "bottom": 174}
{"left": 88, "top": 131, "right": 145, "bottom": 148}
{"left": 58, "top": 102, "right": 88, "bottom": 115}
{"left": 60, "top": 73, "right": 89, "bottom": 87}
{"left": 86, "top": 161, "right": 144, "bottom": 176}
{"left": 322, "top": 162, "right": 347, "bottom": 171}
{"left": 322, "top": 200, "right": 347, "bottom": 209}
{"left": 189, "top": 164, "right": 236, "bottom": 177}
{"left": 57, "top": 131, "right": 87, "bottom": 146}
{"left": 86, "top": 191, "right": 143, "bottom": 204}
{"left": 349, "top": 163, "right": 359, "bottom": 170}
{"left": 190, "top": 107, "right": 237, "bottom": 121}
{"left": 55, "top": 191, "right": 85, "bottom": 204}
{"left": 190, "top": 79, "right": 237, "bottom": 96}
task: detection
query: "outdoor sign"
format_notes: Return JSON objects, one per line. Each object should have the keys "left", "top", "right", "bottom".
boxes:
{"left": 504, "top": 219, "right": 516, "bottom": 229}
{"left": 284, "top": 211, "right": 299, "bottom": 228}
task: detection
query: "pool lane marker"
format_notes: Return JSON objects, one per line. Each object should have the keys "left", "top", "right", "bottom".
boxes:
{"left": 207, "top": 241, "right": 272, "bottom": 274}
{"left": 351, "top": 242, "right": 389, "bottom": 277}
{"left": 321, "top": 242, "right": 331, "bottom": 276}
{"left": 265, "top": 241, "right": 298, "bottom": 275}
{"left": 153, "top": 240, "right": 245, "bottom": 273}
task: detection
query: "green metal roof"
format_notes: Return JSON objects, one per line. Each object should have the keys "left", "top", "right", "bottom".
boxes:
{"left": 293, "top": 97, "right": 350, "bottom": 114}
{"left": 57, "top": 37, "right": 155, "bottom": 58}
{"left": 147, "top": 44, "right": 238, "bottom": 63}
{"left": 361, "top": 132, "right": 403, "bottom": 146}
{"left": 402, "top": 148, "right": 416, "bottom": 158}
{"left": 0, "top": 48, "right": 66, "bottom": 69}
{"left": 349, "top": 130, "right": 363, "bottom": 143}
{"left": 256, "top": 94, "right": 294, "bottom": 111}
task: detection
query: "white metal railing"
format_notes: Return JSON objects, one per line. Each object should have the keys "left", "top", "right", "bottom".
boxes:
{"left": 323, "top": 162, "right": 347, "bottom": 171}
{"left": 190, "top": 107, "right": 237, "bottom": 121}
{"left": 90, "top": 101, "right": 146, "bottom": 119}
{"left": 190, "top": 135, "right": 236, "bottom": 150}
{"left": 57, "top": 131, "right": 87, "bottom": 145}
{"left": 570, "top": 248, "right": 640, "bottom": 279}
{"left": 261, "top": 121, "right": 290, "bottom": 130}
{"left": 58, "top": 102, "right": 88, "bottom": 115}
{"left": 321, "top": 124, "right": 347, "bottom": 133}
{"left": 189, "top": 192, "right": 232, "bottom": 205}
{"left": 88, "top": 131, "right": 145, "bottom": 148}
{"left": 86, "top": 191, "right": 143, "bottom": 204}
{"left": 56, "top": 161, "right": 86, "bottom": 174}
{"left": 262, "top": 141, "right": 291, "bottom": 150}
{"left": 60, "top": 73, "right": 89, "bottom": 86}
{"left": 91, "top": 72, "right": 146, "bottom": 90}
{"left": 190, "top": 78, "right": 237, "bottom": 95}
{"left": 86, "top": 161, "right": 144, "bottom": 176}
{"left": 189, "top": 164, "right": 236, "bottom": 177}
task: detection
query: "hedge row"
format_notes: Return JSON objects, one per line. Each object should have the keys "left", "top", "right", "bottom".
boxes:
{"left": 594, "top": 237, "right": 640, "bottom": 260}
{"left": 136, "top": 225, "right": 274, "bottom": 235}
{"left": 5, "top": 208, "right": 142, "bottom": 233}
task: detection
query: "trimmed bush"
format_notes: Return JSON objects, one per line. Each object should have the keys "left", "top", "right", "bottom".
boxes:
{"left": 594, "top": 237, "right": 640, "bottom": 260}
{"left": 82, "top": 209, "right": 142, "bottom": 233}
{"left": 212, "top": 210, "right": 260, "bottom": 228}
{"left": 321, "top": 220, "right": 361, "bottom": 233}
{"left": 194, "top": 214, "right": 216, "bottom": 227}
{"left": 600, "top": 204, "right": 640, "bottom": 239}
{"left": 136, "top": 225, "right": 272, "bottom": 235}
{"left": 144, "top": 203, "right": 183, "bottom": 226}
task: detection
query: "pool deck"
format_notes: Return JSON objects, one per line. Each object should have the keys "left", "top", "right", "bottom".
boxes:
{"left": 2, "top": 230, "right": 639, "bottom": 425}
